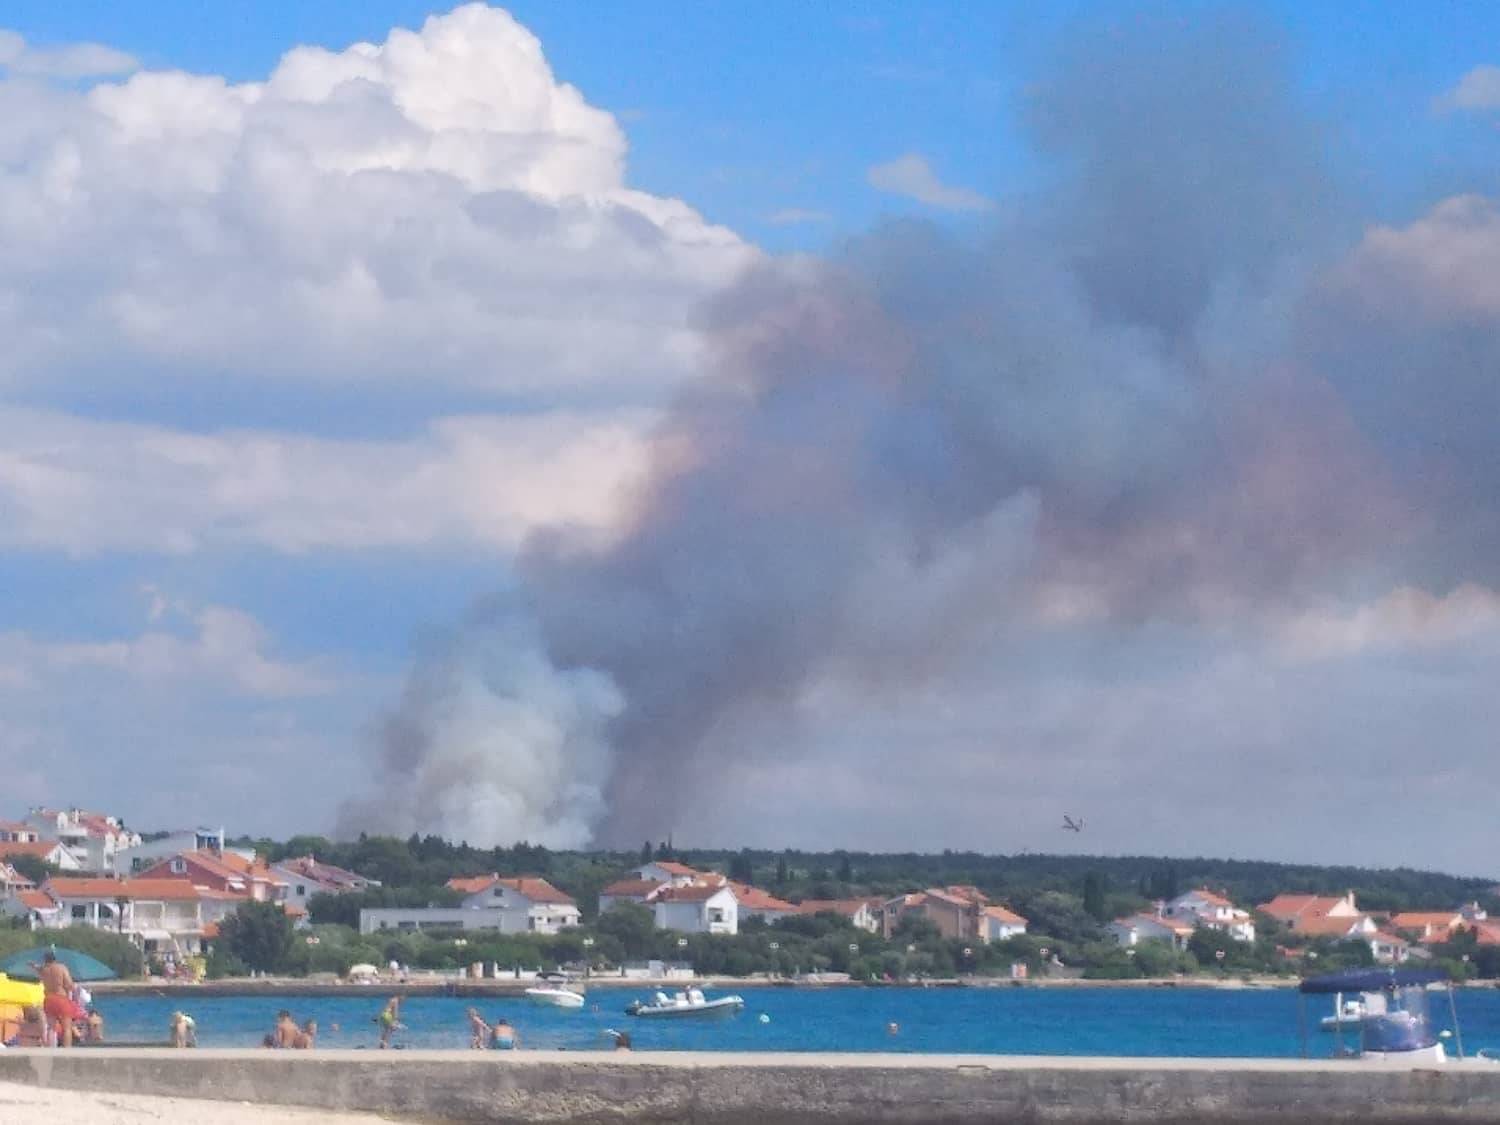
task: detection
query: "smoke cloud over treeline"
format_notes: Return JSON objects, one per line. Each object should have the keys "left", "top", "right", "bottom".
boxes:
{"left": 340, "top": 11, "right": 1500, "bottom": 854}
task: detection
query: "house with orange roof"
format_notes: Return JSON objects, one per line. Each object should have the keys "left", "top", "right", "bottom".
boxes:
{"left": 270, "top": 855, "right": 378, "bottom": 915}
{"left": 1388, "top": 911, "right": 1464, "bottom": 943}
{"left": 0, "top": 887, "right": 61, "bottom": 928}
{"left": 979, "top": 904, "right": 1029, "bottom": 942}
{"left": 116, "top": 827, "right": 228, "bottom": 874}
{"left": 359, "top": 875, "right": 580, "bottom": 936}
{"left": 880, "top": 885, "right": 1028, "bottom": 943}
{"left": 1257, "top": 892, "right": 1361, "bottom": 930}
{"left": 729, "top": 882, "right": 795, "bottom": 923}
{"left": 138, "top": 849, "right": 288, "bottom": 905}
{"left": 40, "top": 877, "right": 221, "bottom": 957}
{"left": 0, "top": 820, "right": 40, "bottom": 844}
{"left": 634, "top": 860, "right": 711, "bottom": 888}
{"left": 24, "top": 807, "right": 141, "bottom": 873}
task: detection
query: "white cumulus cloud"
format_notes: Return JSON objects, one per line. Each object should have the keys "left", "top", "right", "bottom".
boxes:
{"left": 0, "top": 29, "right": 138, "bottom": 79}
{"left": 867, "top": 153, "right": 992, "bottom": 211}
{"left": 0, "top": 406, "right": 652, "bottom": 556}
{"left": 1441, "top": 64, "right": 1500, "bottom": 112}
{"left": 0, "top": 4, "right": 753, "bottom": 403}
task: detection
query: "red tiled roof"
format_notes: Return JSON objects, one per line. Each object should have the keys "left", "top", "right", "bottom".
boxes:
{"left": 1389, "top": 912, "right": 1462, "bottom": 931}
{"left": 496, "top": 877, "right": 576, "bottom": 906}
{"left": 982, "top": 904, "right": 1028, "bottom": 925}
{"left": 16, "top": 890, "right": 55, "bottom": 911}
{"left": 447, "top": 874, "right": 499, "bottom": 895}
{"left": 645, "top": 861, "right": 702, "bottom": 877}
{"left": 1258, "top": 894, "right": 1352, "bottom": 922}
{"left": 654, "top": 883, "right": 732, "bottom": 903}
{"left": 1292, "top": 914, "right": 1370, "bottom": 938}
{"left": 1182, "top": 888, "right": 1233, "bottom": 908}
{"left": 729, "top": 882, "right": 795, "bottom": 912}
{"left": 44, "top": 878, "right": 208, "bottom": 901}
{"left": 601, "top": 879, "right": 665, "bottom": 898}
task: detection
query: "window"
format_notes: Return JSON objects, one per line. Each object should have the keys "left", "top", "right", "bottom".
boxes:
{"left": 296, "top": 885, "right": 306, "bottom": 897}
{"left": 528, "top": 916, "right": 537, "bottom": 930}
{"left": 169, "top": 858, "right": 186, "bottom": 874}
{"left": 492, "top": 887, "right": 504, "bottom": 898}
{"left": 71, "top": 905, "right": 86, "bottom": 920}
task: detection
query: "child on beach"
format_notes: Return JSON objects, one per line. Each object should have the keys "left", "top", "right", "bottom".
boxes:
{"left": 467, "top": 1007, "right": 490, "bottom": 1049}
{"left": 376, "top": 997, "right": 402, "bottom": 1049}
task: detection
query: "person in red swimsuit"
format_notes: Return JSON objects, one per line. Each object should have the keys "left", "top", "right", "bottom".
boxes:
{"left": 39, "top": 952, "right": 77, "bottom": 1047}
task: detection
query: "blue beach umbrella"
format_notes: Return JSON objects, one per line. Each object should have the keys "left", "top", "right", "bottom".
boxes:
{"left": 0, "top": 946, "right": 118, "bottom": 982}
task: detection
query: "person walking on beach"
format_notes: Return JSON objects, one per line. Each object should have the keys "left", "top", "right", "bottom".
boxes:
{"left": 39, "top": 952, "right": 76, "bottom": 1047}
{"left": 376, "top": 996, "right": 402, "bottom": 1049}
{"left": 467, "top": 1007, "right": 490, "bottom": 1049}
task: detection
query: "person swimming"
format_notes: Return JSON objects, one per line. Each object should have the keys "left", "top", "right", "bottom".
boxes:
{"left": 491, "top": 1017, "right": 518, "bottom": 1050}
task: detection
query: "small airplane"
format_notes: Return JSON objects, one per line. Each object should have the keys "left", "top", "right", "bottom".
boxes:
{"left": 1061, "top": 814, "right": 1084, "bottom": 833}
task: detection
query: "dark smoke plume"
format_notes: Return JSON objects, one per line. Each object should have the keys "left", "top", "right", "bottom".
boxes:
{"left": 339, "top": 10, "right": 1492, "bottom": 847}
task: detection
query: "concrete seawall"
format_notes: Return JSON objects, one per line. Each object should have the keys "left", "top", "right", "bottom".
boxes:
{"left": 5, "top": 1050, "right": 1500, "bottom": 1123}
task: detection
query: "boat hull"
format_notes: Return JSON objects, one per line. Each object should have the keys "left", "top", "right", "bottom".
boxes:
{"left": 626, "top": 996, "right": 745, "bottom": 1019}
{"left": 524, "top": 988, "right": 585, "bottom": 1009}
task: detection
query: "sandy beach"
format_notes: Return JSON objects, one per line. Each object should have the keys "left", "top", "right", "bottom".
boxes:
{"left": 0, "top": 1080, "right": 398, "bottom": 1124}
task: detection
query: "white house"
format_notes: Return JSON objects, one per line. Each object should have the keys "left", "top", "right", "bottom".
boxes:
{"left": 116, "top": 828, "right": 227, "bottom": 873}
{"left": 360, "top": 875, "right": 580, "bottom": 936}
{"left": 0, "top": 888, "right": 60, "bottom": 928}
{"left": 0, "top": 840, "right": 82, "bottom": 872}
{"left": 41, "top": 877, "right": 222, "bottom": 957}
{"left": 1108, "top": 913, "right": 1196, "bottom": 951}
{"left": 979, "top": 904, "right": 1029, "bottom": 942}
{"left": 1165, "top": 888, "right": 1256, "bottom": 942}
{"left": 633, "top": 861, "right": 707, "bottom": 888}
{"left": 270, "top": 855, "right": 378, "bottom": 914}
{"left": 0, "top": 862, "right": 34, "bottom": 898}
{"left": 651, "top": 883, "right": 738, "bottom": 935}
{"left": 0, "top": 820, "right": 40, "bottom": 843}
{"left": 25, "top": 808, "right": 142, "bottom": 873}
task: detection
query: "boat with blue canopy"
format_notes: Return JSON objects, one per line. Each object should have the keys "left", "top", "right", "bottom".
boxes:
{"left": 1299, "top": 968, "right": 1461, "bottom": 1063}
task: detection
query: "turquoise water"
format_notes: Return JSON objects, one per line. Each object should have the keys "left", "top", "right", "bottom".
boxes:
{"left": 90, "top": 986, "right": 1500, "bottom": 1057}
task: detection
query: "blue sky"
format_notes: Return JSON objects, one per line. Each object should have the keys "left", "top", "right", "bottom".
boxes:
{"left": 9, "top": 1, "right": 1495, "bottom": 252}
{"left": 5, "top": 3, "right": 1500, "bottom": 869}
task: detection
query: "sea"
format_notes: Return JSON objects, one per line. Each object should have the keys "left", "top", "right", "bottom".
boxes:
{"left": 90, "top": 985, "right": 1500, "bottom": 1057}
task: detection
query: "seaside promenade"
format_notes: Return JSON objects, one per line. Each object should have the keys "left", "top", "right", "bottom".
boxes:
{"left": 5, "top": 1047, "right": 1500, "bottom": 1123}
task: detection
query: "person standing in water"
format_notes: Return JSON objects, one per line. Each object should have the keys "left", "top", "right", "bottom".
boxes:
{"left": 39, "top": 952, "right": 76, "bottom": 1047}
{"left": 376, "top": 996, "right": 402, "bottom": 1048}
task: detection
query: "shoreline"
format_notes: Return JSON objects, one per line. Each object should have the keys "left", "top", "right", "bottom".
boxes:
{"left": 88, "top": 973, "right": 1313, "bottom": 998}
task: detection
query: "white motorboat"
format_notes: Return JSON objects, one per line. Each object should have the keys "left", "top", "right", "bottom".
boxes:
{"left": 525, "top": 986, "right": 586, "bottom": 1009}
{"left": 1320, "top": 994, "right": 1367, "bottom": 1031}
{"left": 625, "top": 988, "right": 745, "bottom": 1019}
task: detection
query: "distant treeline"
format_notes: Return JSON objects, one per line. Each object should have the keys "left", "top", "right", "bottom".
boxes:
{"left": 228, "top": 833, "right": 1499, "bottom": 921}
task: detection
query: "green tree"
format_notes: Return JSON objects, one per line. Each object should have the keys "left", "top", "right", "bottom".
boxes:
{"left": 218, "top": 900, "right": 294, "bottom": 973}
{"left": 640, "top": 840, "right": 653, "bottom": 865}
{"left": 594, "top": 902, "right": 656, "bottom": 959}
{"left": 729, "top": 850, "right": 754, "bottom": 883}
{"left": 776, "top": 854, "right": 789, "bottom": 884}
{"left": 1082, "top": 872, "right": 1107, "bottom": 922}
{"left": 837, "top": 853, "right": 854, "bottom": 883}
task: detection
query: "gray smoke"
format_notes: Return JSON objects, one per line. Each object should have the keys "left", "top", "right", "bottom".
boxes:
{"left": 340, "top": 10, "right": 1495, "bottom": 847}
